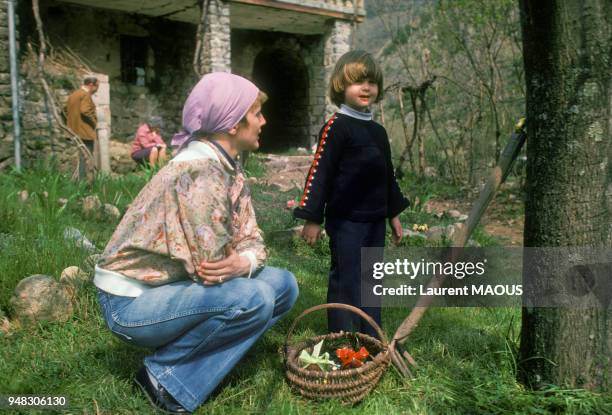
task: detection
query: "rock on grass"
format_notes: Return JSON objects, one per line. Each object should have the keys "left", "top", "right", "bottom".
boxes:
{"left": 82, "top": 195, "right": 102, "bottom": 218}
{"left": 9, "top": 275, "right": 73, "bottom": 324}
{"left": 60, "top": 266, "right": 90, "bottom": 300}
{"left": 82, "top": 195, "right": 121, "bottom": 221}
{"left": 0, "top": 308, "right": 10, "bottom": 334}
{"left": 103, "top": 203, "right": 121, "bottom": 221}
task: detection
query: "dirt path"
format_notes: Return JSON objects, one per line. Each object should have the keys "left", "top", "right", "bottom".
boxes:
{"left": 259, "top": 154, "right": 312, "bottom": 192}
{"left": 424, "top": 198, "right": 524, "bottom": 246}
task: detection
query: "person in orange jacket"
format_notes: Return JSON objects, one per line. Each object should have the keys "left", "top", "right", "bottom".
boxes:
{"left": 64, "top": 76, "right": 98, "bottom": 178}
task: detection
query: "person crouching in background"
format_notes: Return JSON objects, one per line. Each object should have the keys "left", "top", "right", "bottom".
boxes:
{"left": 131, "top": 116, "right": 168, "bottom": 167}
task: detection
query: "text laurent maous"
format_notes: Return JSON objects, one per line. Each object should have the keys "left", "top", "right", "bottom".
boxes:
{"left": 372, "top": 284, "right": 523, "bottom": 296}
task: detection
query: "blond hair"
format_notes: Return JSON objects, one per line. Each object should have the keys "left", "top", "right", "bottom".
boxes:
{"left": 239, "top": 90, "right": 268, "bottom": 126}
{"left": 329, "top": 50, "right": 384, "bottom": 107}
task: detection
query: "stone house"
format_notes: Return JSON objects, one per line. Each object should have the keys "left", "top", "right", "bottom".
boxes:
{"left": 0, "top": 0, "right": 364, "bottom": 171}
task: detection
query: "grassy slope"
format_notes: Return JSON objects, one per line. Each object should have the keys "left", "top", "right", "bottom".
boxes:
{"left": 0, "top": 158, "right": 609, "bottom": 415}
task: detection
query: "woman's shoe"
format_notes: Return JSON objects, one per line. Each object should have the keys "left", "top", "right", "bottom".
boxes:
{"left": 134, "top": 367, "right": 191, "bottom": 414}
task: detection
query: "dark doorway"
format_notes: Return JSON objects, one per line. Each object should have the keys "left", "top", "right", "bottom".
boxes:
{"left": 252, "top": 49, "right": 309, "bottom": 152}
{"left": 120, "top": 35, "right": 148, "bottom": 85}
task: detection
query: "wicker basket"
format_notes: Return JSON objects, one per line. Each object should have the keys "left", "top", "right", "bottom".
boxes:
{"left": 284, "top": 303, "right": 391, "bottom": 404}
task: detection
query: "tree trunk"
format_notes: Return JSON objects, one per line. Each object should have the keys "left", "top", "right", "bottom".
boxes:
{"left": 518, "top": 0, "right": 611, "bottom": 391}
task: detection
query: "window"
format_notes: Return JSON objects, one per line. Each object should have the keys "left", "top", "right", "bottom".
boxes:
{"left": 120, "top": 35, "right": 148, "bottom": 85}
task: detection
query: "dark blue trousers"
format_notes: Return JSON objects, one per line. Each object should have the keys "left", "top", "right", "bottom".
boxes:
{"left": 325, "top": 217, "right": 385, "bottom": 338}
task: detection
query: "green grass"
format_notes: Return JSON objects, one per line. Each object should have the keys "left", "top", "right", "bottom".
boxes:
{"left": 0, "top": 163, "right": 609, "bottom": 415}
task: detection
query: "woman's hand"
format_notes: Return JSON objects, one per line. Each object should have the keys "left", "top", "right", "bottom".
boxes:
{"left": 390, "top": 216, "right": 403, "bottom": 245}
{"left": 302, "top": 221, "right": 322, "bottom": 245}
{"left": 196, "top": 245, "right": 251, "bottom": 285}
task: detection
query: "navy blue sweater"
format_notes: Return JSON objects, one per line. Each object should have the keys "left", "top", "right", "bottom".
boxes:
{"left": 293, "top": 113, "right": 409, "bottom": 224}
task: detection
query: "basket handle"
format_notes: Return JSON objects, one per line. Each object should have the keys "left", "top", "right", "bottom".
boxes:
{"left": 284, "top": 303, "right": 389, "bottom": 353}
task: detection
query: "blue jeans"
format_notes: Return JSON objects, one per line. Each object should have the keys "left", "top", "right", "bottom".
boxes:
{"left": 97, "top": 266, "right": 298, "bottom": 412}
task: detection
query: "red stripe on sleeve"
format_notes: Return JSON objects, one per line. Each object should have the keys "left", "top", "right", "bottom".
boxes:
{"left": 299, "top": 113, "right": 337, "bottom": 207}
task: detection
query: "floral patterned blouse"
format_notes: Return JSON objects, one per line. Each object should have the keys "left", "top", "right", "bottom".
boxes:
{"left": 98, "top": 140, "right": 266, "bottom": 285}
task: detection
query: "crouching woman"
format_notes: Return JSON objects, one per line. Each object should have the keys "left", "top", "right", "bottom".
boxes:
{"left": 94, "top": 73, "right": 298, "bottom": 414}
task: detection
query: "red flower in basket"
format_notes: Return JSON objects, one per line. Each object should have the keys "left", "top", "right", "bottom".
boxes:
{"left": 335, "top": 346, "right": 370, "bottom": 368}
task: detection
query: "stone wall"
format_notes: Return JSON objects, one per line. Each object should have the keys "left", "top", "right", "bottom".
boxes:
{"left": 32, "top": 1, "right": 196, "bottom": 142}
{"left": 201, "top": 0, "right": 231, "bottom": 74}
{"left": 2, "top": 0, "right": 359, "bottom": 171}
{"left": 0, "top": 1, "right": 14, "bottom": 168}
{"left": 231, "top": 29, "right": 325, "bottom": 151}
{"left": 18, "top": 59, "right": 64, "bottom": 167}
{"left": 230, "top": 19, "right": 353, "bottom": 151}
{"left": 9, "top": 1, "right": 196, "bottom": 171}
{"left": 323, "top": 19, "right": 352, "bottom": 117}
{"left": 111, "top": 17, "right": 196, "bottom": 142}
{"left": 208, "top": 11, "right": 356, "bottom": 150}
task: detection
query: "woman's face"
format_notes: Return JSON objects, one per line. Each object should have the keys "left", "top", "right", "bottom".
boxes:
{"left": 235, "top": 103, "right": 266, "bottom": 151}
{"left": 344, "top": 80, "right": 379, "bottom": 111}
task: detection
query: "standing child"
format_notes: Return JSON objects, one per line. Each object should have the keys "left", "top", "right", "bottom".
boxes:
{"left": 293, "top": 50, "right": 409, "bottom": 336}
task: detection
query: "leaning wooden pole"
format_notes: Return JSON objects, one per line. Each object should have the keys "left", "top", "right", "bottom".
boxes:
{"left": 193, "top": 0, "right": 210, "bottom": 77}
{"left": 389, "top": 118, "right": 527, "bottom": 376}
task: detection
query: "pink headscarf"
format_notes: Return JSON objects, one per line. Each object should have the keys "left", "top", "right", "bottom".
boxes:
{"left": 171, "top": 72, "right": 259, "bottom": 147}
